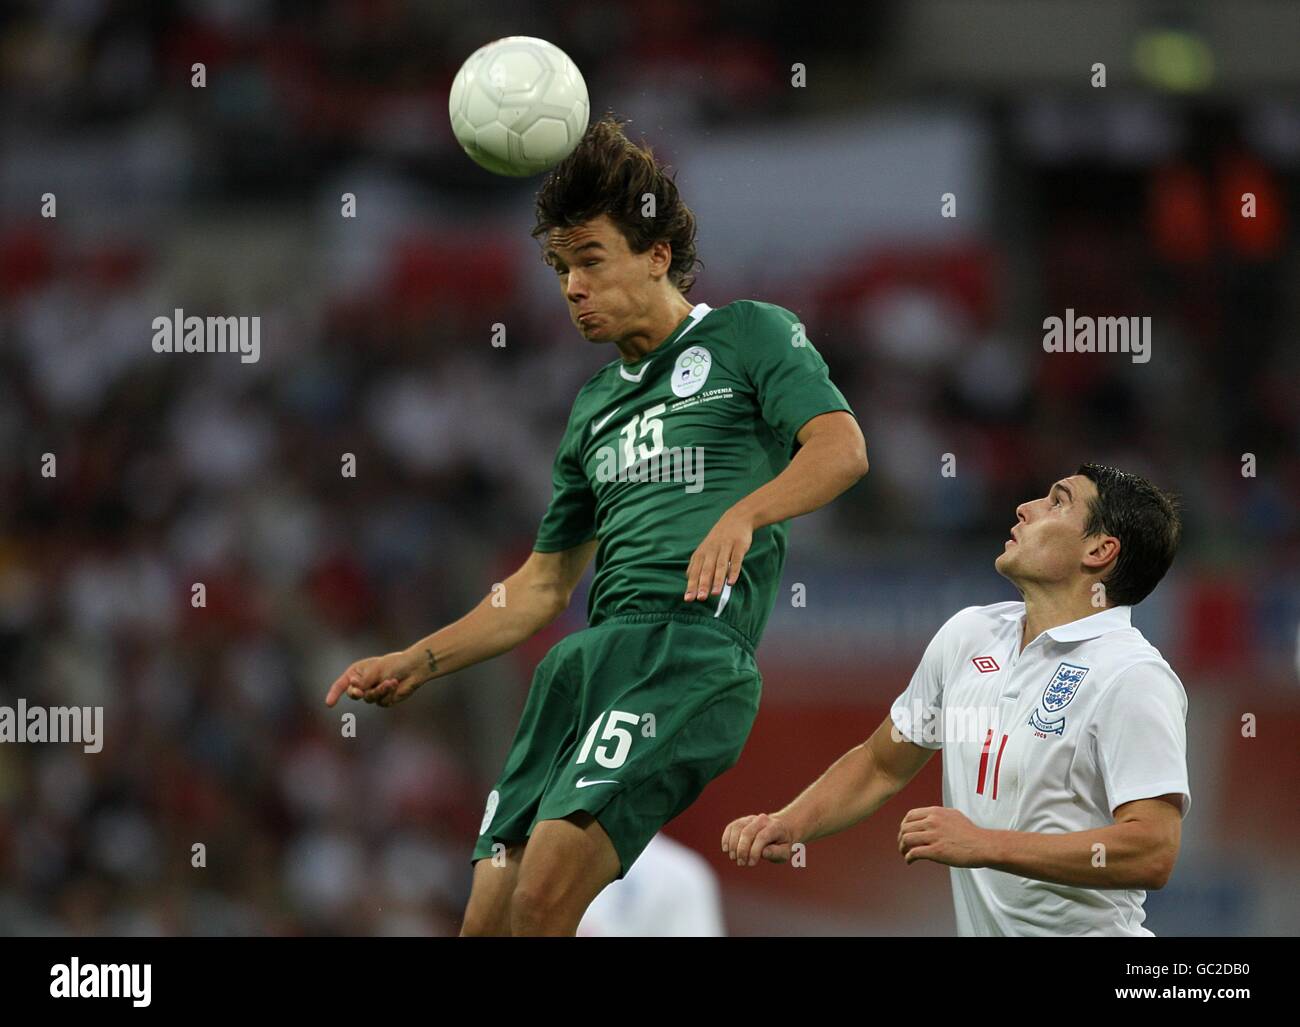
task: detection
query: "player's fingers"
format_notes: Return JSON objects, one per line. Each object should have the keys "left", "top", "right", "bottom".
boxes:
{"left": 748, "top": 823, "right": 785, "bottom": 866}
{"left": 724, "top": 816, "right": 757, "bottom": 857}
{"left": 689, "top": 549, "right": 710, "bottom": 601}
{"left": 357, "top": 673, "right": 397, "bottom": 700}
{"left": 726, "top": 549, "right": 746, "bottom": 585}
{"left": 684, "top": 549, "right": 703, "bottom": 601}
{"left": 354, "top": 669, "right": 386, "bottom": 694}
{"left": 904, "top": 844, "right": 936, "bottom": 865}
{"left": 899, "top": 826, "right": 932, "bottom": 854}
{"left": 695, "top": 548, "right": 718, "bottom": 600}
{"left": 734, "top": 813, "right": 768, "bottom": 864}
{"left": 709, "top": 549, "right": 732, "bottom": 597}
{"left": 731, "top": 818, "right": 754, "bottom": 862}
{"left": 761, "top": 843, "right": 791, "bottom": 863}
{"left": 326, "top": 669, "right": 357, "bottom": 707}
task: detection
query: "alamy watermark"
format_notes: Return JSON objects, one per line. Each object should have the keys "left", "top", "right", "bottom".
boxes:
{"left": 0, "top": 699, "right": 102, "bottom": 753}
{"left": 890, "top": 701, "right": 1001, "bottom": 746}
{"left": 1043, "top": 309, "right": 1151, "bottom": 364}
{"left": 50, "top": 959, "right": 150, "bottom": 1007}
{"left": 152, "top": 308, "right": 260, "bottom": 363}
{"left": 593, "top": 444, "right": 705, "bottom": 493}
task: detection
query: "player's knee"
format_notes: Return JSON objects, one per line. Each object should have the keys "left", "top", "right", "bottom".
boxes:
{"left": 460, "top": 853, "right": 521, "bottom": 936}
{"left": 460, "top": 906, "right": 510, "bottom": 937}
{"left": 509, "top": 876, "right": 572, "bottom": 935}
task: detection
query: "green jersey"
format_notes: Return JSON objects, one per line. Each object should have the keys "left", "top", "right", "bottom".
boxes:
{"left": 533, "top": 299, "right": 856, "bottom": 649}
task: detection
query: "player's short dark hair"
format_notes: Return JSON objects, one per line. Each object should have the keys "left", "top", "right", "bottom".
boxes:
{"left": 532, "top": 111, "right": 701, "bottom": 294}
{"left": 1076, "top": 463, "right": 1182, "bottom": 606}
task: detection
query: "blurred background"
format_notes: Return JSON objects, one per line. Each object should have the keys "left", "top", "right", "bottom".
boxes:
{"left": 1, "top": 0, "right": 1297, "bottom": 936}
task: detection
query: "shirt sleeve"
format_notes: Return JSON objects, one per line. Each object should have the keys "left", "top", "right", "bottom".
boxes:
{"left": 533, "top": 412, "right": 597, "bottom": 553}
{"left": 739, "top": 300, "right": 855, "bottom": 457}
{"left": 1091, "top": 661, "right": 1191, "bottom": 818}
{"left": 890, "top": 609, "right": 969, "bottom": 750}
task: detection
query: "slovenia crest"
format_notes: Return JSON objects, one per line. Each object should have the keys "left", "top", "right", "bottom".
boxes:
{"left": 671, "top": 346, "right": 712, "bottom": 398}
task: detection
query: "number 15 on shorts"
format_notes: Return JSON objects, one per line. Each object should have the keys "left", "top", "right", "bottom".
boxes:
{"left": 575, "top": 710, "right": 649, "bottom": 769}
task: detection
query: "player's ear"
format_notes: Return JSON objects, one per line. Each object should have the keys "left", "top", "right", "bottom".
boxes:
{"left": 1082, "top": 533, "right": 1119, "bottom": 572}
{"left": 648, "top": 239, "right": 673, "bottom": 278}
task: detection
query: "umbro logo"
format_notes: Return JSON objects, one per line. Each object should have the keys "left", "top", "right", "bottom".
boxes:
{"left": 972, "top": 656, "right": 1000, "bottom": 673}
{"left": 575, "top": 777, "right": 618, "bottom": 788}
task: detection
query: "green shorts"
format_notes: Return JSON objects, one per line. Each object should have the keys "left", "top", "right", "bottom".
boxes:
{"left": 471, "top": 611, "right": 762, "bottom": 878}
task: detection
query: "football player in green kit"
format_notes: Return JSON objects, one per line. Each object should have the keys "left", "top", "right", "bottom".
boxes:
{"left": 325, "top": 115, "right": 868, "bottom": 935}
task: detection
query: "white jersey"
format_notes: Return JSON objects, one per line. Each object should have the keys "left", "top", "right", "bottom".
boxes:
{"left": 890, "top": 601, "right": 1190, "bottom": 937}
{"left": 578, "top": 833, "right": 725, "bottom": 937}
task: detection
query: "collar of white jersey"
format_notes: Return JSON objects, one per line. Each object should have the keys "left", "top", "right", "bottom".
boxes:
{"left": 998, "top": 603, "right": 1133, "bottom": 642}
{"left": 617, "top": 303, "right": 713, "bottom": 382}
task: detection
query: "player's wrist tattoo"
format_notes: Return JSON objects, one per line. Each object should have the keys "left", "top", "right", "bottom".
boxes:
{"left": 425, "top": 648, "right": 439, "bottom": 677}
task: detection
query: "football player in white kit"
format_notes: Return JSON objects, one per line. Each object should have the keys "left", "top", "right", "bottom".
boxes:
{"left": 577, "top": 832, "right": 725, "bottom": 936}
{"left": 722, "top": 465, "right": 1188, "bottom": 936}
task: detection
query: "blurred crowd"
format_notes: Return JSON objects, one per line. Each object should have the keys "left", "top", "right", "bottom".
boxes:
{"left": 0, "top": 2, "right": 1296, "bottom": 935}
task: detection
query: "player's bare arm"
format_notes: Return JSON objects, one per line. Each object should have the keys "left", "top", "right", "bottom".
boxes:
{"left": 722, "top": 712, "right": 933, "bottom": 866}
{"left": 685, "top": 411, "right": 867, "bottom": 602}
{"left": 898, "top": 794, "right": 1182, "bottom": 890}
{"left": 324, "top": 540, "right": 597, "bottom": 708}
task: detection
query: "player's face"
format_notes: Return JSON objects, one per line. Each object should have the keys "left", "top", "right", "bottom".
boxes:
{"left": 995, "top": 474, "right": 1100, "bottom": 589}
{"left": 545, "top": 215, "right": 662, "bottom": 342}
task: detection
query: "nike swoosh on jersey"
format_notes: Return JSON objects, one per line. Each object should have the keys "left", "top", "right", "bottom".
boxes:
{"left": 575, "top": 777, "right": 619, "bottom": 788}
{"left": 590, "top": 407, "right": 621, "bottom": 435}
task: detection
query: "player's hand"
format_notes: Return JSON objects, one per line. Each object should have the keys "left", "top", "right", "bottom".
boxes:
{"left": 722, "top": 812, "right": 795, "bottom": 866}
{"left": 684, "top": 506, "right": 754, "bottom": 603}
{"left": 324, "top": 649, "right": 428, "bottom": 708}
{"left": 898, "top": 806, "right": 990, "bottom": 868}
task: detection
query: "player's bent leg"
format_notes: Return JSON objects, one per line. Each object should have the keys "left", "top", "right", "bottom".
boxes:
{"left": 460, "top": 842, "right": 525, "bottom": 936}
{"left": 509, "top": 812, "right": 621, "bottom": 937}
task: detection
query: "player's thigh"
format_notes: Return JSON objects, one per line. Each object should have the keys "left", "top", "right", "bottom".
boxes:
{"left": 511, "top": 812, "right": 620, "bottom": 920}
{"left": 460, "top": 843, "right": 525, "bottom": 937}
{"left": 470, "top": 637, "right": 582, "bottom": 866}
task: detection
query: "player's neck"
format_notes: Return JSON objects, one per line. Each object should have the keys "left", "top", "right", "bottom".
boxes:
{"left": 1018, "top": 587, "right": 1107, "bottom": 652}
{"left": 615, "top": 294, "right": 695, "bottom": 364}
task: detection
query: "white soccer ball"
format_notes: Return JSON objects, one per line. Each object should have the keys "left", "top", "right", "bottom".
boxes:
{"left": 448, "top": 36, "right": 590, "bottom": 177}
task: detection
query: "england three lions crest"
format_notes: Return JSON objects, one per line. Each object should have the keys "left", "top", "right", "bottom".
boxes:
{"left": 1028, "top": 662, "right": 1089, "bottom": 735}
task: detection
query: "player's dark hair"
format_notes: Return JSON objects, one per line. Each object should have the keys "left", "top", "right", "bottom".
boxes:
{"left": 1076, "top": 463, "right": 1182, "bottom": 606}
{"left": 532, "top": 111, "right": 701, "bottom": 294}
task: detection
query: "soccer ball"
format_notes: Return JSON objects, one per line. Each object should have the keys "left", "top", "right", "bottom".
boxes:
{"left": 448, "top": 36, "right": 590, "bottom": 177}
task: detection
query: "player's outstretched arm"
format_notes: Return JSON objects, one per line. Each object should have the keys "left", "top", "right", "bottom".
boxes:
{"left": 686, "top": 411, "right": 867, "bottom": 602}
{"left": 897, "top": 795, "right": 1182, "bottom": 889}
{"left": 723, "top": 712, "right": 934, "bottom": 865}
{"left": 324, "top": 540, "right": 597, "bottom": 708}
